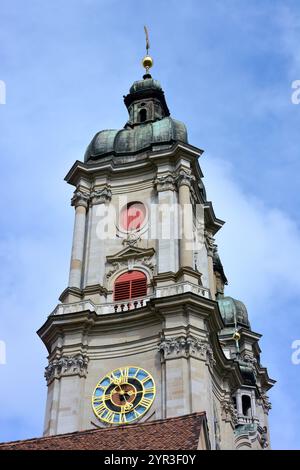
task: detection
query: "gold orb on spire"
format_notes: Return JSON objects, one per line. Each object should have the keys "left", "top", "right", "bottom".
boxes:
{"left": 233, "top": 331, "right": 241, "bottom": 342}
{"left": 142, "top": 26, "right": 153, "bottom": 73}
{"left": 142, "top": 55, "right": 153, "bottom": 70}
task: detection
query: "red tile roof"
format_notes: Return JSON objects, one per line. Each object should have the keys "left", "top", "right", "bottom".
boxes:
{"left": 0, "top": 412, "right": 208, "bottom": 451}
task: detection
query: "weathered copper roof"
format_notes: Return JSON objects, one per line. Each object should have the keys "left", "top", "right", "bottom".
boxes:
{"left": 84, "top": 117, "right": 187, "bottom": 161}
{"left": 217, "top": 296, "right": 250, "bottom": 328}
{"left": 0, "top": 413, "right": 209, "bottom": 450}
{"left": 84, "top": 74, "right": 187, "bottom": 163}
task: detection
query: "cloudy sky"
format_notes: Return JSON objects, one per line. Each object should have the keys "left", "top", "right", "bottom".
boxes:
{"left": 0, "top": 0, "right": 300, "bottom": 449}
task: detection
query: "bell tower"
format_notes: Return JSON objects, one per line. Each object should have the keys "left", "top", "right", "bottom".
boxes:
{"left": 38, "top": 41, "right": 274, "bottom": 449}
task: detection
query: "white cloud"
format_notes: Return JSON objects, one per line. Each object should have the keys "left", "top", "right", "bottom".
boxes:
{"left": 201, "top": 155, "right": 300, "bottom": 313}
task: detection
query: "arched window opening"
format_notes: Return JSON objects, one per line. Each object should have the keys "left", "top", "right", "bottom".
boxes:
{"left": 242, "top": 395, "right": 252, "bottom": 417}
{"left": 114, "top": 271, "right": 147, "bottom": 301}
{"left": 139, "top": 108, "right": 147, "bottom": 122}
{"left": 232, "top": 396, "right": 237, "bottom": 410}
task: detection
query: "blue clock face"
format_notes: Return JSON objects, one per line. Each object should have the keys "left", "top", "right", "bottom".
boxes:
{"left": 92, "top": 366, "right": 156, "bottom": 425}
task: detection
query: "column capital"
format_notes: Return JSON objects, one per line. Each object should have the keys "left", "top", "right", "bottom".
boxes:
{"left": 71, "top": 190, "right": 90, "bottom": 209}
{"left": 176, "top": 169, "right": 195, "bottom": 188}
{"left": 44, "top": 353, "right": 89, "bottom": 385}
{"left": 90, "top": 186, "right": 112, "bottom": 205}
{"left": 154, "top": 174, "right": 176, "bottom": 192}
{"left": 158, "top": 335, "right": 212, "bottom": 362}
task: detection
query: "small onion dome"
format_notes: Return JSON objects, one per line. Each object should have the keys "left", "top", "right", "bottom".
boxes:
{"left": 129, "top": 75, "right": 161, "bottom": 95}
{"left": 217, "top": 296, "right": 251, "bottom": 329}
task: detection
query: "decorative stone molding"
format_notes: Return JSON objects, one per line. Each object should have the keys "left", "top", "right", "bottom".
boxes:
{"left": 259, "top": 393, "right": 272, "bottom": 414}
{"left": 90, "top": 186, "right": 112, "bottom": 205}
{"left": 141, "top": 256, "right": 156, "bottom": 273}
{"left": 71, "top": 190, "right": 90, "bottom": 208}
{"left": 155, "top": 174, "right": 176, "bottom": 192}
{"left": 257, "top": 425, "right": 269, "bottom": 449}
{"left": 158, "top": 335, "right": 215, "bottom": 364}
{"left": 105, "top": 247, "right": 156, "bottom": 281}
{"left": 45, "top": 354, "right": 89, "bottom": 384}
{"left": 221, "top": 399, "right": 238, "bottom": 426}
{"left": 106, "top": 262, "right": 121, "bottom": 280}
{"left": 206, "top": 344, "right": 217, "bottom": 369}
{"left": 122, "top": 231, "right": 141, "bottom": 247}
{"left": 204, "top": 230, "right": 215, "bottom": 257}
{"left": 176, "top": 169, "right": 195, "bottom": 188}
{"left": 242, "top": 353, "right": 257, "bottom": 366}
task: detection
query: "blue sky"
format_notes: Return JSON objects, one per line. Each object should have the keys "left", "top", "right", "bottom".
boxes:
{"left": 0, "top": 0, "right": 300, "bottom": 449}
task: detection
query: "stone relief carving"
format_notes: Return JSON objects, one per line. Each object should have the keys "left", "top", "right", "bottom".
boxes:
{"left": 45, "top": 354, "right": 89, "bottom": 384}
{"left": 155, "top": 174, "right": 176, "bottom": 192}
{"left": 141, "top": 256, "right": 156, "bottom": 273}
{"left": 204, "top": 230, "right": 215, "bottom": 257}
{"left": 242, "top": 353, "right": 257, "bottom": 366}
{"left": 221, "top": 399, "right": 238, "bottom": 426}
{"left": 122, "top": 231, "right": 141, "bottom": 247}
{"left": 90, "top": 186, "right": 112, "bottom": 205}
{"left": 158, "top": 335, "right": 216, "bottom": 366}
{"left": 259, "top": 393, "right": 272, "bottom": 414}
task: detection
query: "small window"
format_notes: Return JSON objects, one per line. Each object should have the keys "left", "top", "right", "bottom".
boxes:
{"left": 139, "top": 109, "right": 147, "bottom": 122}
{"left": 242, "top": 395, "right": 252, "bottom": 417}
{"left": 114, "top": 271, "right": 147, "bottom": 301}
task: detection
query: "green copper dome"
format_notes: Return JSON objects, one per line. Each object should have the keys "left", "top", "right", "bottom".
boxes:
{"left": 217, "top": 296, "right": 250, "bottom": 328}
{"left": 129, "top": 76, "right": 162, "bottom": 94}
{"left": 84, "top": 74, "right": 187, "bottom": 163}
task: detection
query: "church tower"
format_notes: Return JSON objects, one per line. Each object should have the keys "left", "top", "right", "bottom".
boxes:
{"left": 38, "top": 45, "right": 275, "bottom": 450}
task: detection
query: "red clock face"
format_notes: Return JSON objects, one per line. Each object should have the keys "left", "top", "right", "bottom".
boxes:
{"left": 120, "top": 202, "right": 146, "bottom": 231}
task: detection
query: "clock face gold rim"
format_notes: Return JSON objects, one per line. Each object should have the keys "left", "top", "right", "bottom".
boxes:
{"left": 92, "top": 366, "right": 156, "bottom": 425}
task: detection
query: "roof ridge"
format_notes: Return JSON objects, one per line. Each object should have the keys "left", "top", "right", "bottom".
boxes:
{"left": 0, "top": 412, "right": 206, "bottom": 447}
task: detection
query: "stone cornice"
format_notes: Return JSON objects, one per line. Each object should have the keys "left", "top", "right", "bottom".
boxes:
{"left": 204, "top": 202, "right": 224, "bottom": 236}
{"left": 38, "top": 292, "right": 245, "bottom": 390}
{"left": 65, "top": 143, "right": 204, "bottom": 187}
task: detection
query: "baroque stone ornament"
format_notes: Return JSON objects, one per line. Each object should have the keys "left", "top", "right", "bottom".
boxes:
{"left": 176, "top": 168, "right": 195, "bottom": 188}
{"left": 122, "top": 231, "right": 141, "bottom": 247}
{"left": 45, "top": 354, "right": 89, "bottom": 384}
{"left": 204, "top": 230, "right": 215, "bottom": 257}
{"left": 260, "top": 393, "right": 272, "bottom": 414}
{"left": 154, "top": 174, "right": 177, "bottom": 192}
{"left": 71, "top": 190, "right": 90, "bottom": 208}
{"left": 221, "top": 399, "right": 238, "bottom": 426}
{"left": 158, "top": 335, "right": 215, "bottom": 364}
{"left": 90, "top": 186, "right": 112, "bottom": 205}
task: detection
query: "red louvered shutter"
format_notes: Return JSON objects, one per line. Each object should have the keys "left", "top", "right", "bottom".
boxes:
{"left": 114, "top": 271, "right": 147, "bottom": 301}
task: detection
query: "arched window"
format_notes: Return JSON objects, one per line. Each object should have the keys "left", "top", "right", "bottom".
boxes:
{"left": 114, "top": 271, "right": 147, "bottom": 301}
{"left": 139, "top": 108, "right": 147, "bottom": 122}
{"left": 242, "top": 395, "right": 252, "bottom": 417}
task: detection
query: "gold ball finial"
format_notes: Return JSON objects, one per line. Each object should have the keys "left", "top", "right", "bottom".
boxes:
{"left": 142, "top": 55, "right": 153, "bottom": 71}
{"left": 233, "top": 331, "right": 241, "bottom": 342}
